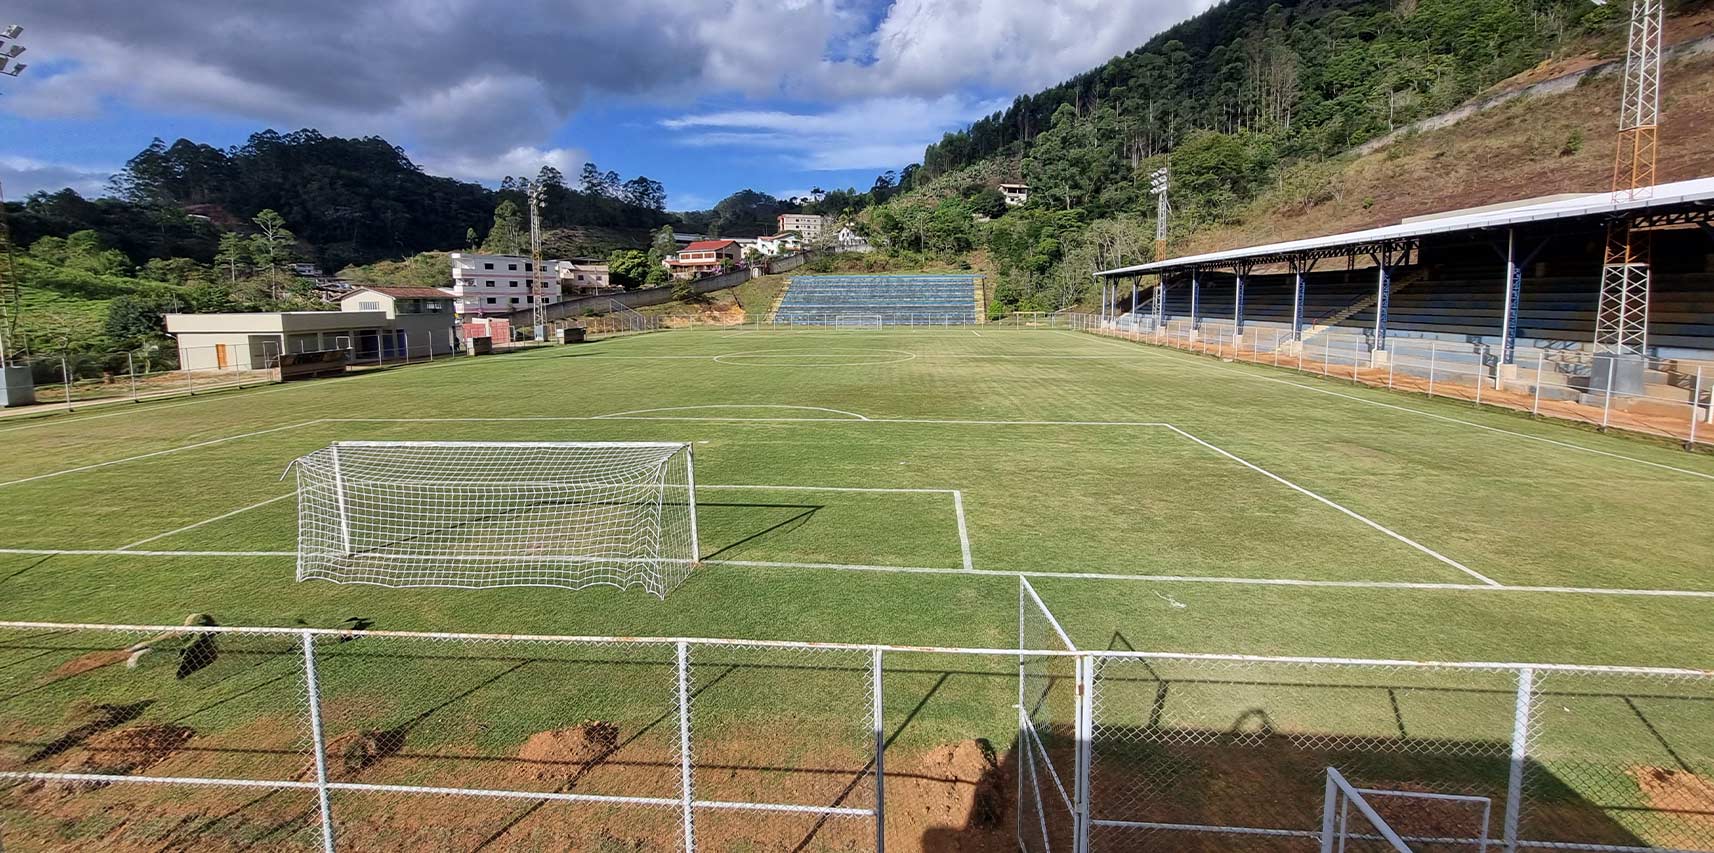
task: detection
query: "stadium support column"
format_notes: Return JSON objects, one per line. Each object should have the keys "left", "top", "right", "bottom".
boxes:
{"left": 1499, "top": 230, "right": 1524, "bottom": 385}
{"left": 1372, "top": 248, "right": 1394, "bottom": 366}
{"left": 1232, "top": 266, "right": 1248, "bottom": 346}
{"left": 1153, "top": 276, "right": 1167, "bottom": 332}
{"left": 1131, "top": 279, "right": 1139, "bottom": 327}
{"left": 1290, "top": 264, "right": 1307, "bottom": 343}
{"left": 1189, "top": 270, "right": 1201, "bottom": 339}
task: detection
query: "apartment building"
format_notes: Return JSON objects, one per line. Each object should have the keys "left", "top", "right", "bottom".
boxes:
{"left": 776, "top": 213, "right": 827, "bottom": 240}
{"left": 449, "top": 252, "right": 562, "bottom": 317}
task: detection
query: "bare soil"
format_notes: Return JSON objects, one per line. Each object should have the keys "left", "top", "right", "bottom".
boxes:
{"left": 1629, "top": 765, "right": 1714, "bottom": 849}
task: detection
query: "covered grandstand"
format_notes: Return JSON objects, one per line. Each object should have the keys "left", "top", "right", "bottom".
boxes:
{"left": 770, "top": 274, "right": 984, "bottom": 325}
{"left": 1095, "top": 177, "right": 1714, "bottom": 408}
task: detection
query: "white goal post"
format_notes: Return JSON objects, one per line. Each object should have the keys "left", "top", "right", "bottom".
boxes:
{"left": 289, "top": 441, "right": 700, "bottom": 597}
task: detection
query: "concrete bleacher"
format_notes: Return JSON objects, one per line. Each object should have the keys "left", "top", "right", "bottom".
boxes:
{"left": 772, "top": 275, "right": 982, "bottom": 324}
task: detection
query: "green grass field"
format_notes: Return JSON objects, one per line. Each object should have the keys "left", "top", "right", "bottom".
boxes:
{"left": 3, "top": 326, "right": 1713, "bottom": 850}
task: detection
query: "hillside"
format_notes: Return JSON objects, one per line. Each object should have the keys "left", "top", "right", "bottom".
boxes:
{"left": 8, "top": 256, "right": 189, "bottom": 357}
{"left": 1185, "top": 43, "right": 1714, "bottom": 254}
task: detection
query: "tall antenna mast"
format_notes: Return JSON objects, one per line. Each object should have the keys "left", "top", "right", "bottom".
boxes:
{"left": 526, "top": 181, "right": 546, "bottom": 341}
{"left": 1593, "top": 0, "right": 1665, "bottom": 358}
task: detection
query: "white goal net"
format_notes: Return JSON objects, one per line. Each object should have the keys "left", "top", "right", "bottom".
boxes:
{"left": 289, "top": 441, "right": 699, "bottom": 597}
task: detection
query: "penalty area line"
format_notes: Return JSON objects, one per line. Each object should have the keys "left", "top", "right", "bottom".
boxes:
{"left": 4, "top": 548, "right": 1713, "bottom": 599}
{"left": 1162, "top": 424, "right": 1500, "bottom": 586}
{"left": 116, "top": 494, "right": 294, "bottom": 551}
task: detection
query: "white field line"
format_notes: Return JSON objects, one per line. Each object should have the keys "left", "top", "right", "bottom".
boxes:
{"left": 697, "top": 484, "right": 953, "bottom": 494}
{"left": 1060, "top": 330, "right": 1714, "bottom": 483}
{"left": 6, "top": 547, "right": 1714, "bottom": 600}
{"left": 953, "top": 490, "right": 973, "bottom": 571}
{"left": 1162, "top": 424, "right": 1499, "bottom": 586}
{"left": 0, "top": 420, "right": 325, "bottom": 489}
{"left": 337, "top": 416, "right": 1177, "bottom": 428}
{"left": 572, "top": 354, "right": 1146, "bottom": 361}
{"left": 116, "top": 493, "right": 294, "bottom": 551}
{"left": 972, "top": 330, "right": 982, "bottom": 337}
{"left": 595, "top": 404, "right": 871, "bottom": 420}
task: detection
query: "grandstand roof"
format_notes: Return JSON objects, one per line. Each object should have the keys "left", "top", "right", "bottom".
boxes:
{"left": 1097, "top": 175, "right": 1714, "bottom": 278}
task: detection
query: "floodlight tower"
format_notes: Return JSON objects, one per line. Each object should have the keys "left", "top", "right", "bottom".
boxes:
{"left": 1592, "top": 0, "right": 1665, "bottom": 363}
{"left": 0, "top": 25, "right": 26, "bottom": 370}
{"left": 525, "top": 180, "right": 547, "bottom": 341}
{"left": 1150, "top": 166, "right": 1170, "bottom": 261}
{"left": 0, "top": 24, "right": 26, "bottom": 82}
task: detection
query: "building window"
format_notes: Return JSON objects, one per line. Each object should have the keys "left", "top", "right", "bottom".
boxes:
{"left": 358, "top": 300, "right": 380, "bottom": 311}
{"left": 508, "top": 263, "right": 517, "bottom": 271}
{"left": 525, "top": 263, "right": 533, "bottom": 272}
{"left": 486, "top": 280, "right": 496, "bottom": 287}
{"left": 486, "top": 297, "right": 497, "bottom": 304}
{"left": 510, "top": 297, "right": 520, "bottom": 304}
{"left": 483, "top": 262, "right": 494, "bottom": 270}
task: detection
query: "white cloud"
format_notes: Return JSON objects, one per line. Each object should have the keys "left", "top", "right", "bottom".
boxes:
{"left": 0, "top": 156, "right": 113, "bottom": 197}
{"left": 661, "top": 94, "right": 1007, "bottom": 171}
{"left": 415, "top": 146, "right": 589, "bottom": 185}
{"left": 3, "top": 0, "right": 1219, "bottom": 172}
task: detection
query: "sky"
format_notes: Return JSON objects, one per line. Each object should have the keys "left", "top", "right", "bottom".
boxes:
{"left": 0, "top": 0, "right": 1217, "bottom": 211}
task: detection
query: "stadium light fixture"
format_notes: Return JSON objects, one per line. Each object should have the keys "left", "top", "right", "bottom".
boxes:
{"left": 0, "top": 25, "right": 24, "bottom": 78}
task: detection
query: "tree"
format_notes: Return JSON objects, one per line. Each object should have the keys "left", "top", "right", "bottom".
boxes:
{"left": 214, "top": 232, "right": 250, "bottom": 284}
{"left": 607, "top": 249, "right": 651, "bottom": 290}
{"left": 249, "top": 209, "right": 296, "bottom": 301}
{"left": 622, "top": 176, "right": 667, "bottom": 210}
{"left": 970, "top": 187, "right": 1007, "bottom": 219}
{"left": 105, "top": 294, "right": 178, "bottom": 348}
{"left": 465, "top": 227, "right": 479, "bottom": 250}
{"left": 482, "top": 200, "right": 526, "bottom": 256}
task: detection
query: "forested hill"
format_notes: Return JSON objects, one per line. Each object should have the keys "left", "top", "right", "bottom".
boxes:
{"left": 9, "top": 130, "right": 675, "bottom": 271}
{"left": 920, "top": 0, "right": 1652, "bottom": 186}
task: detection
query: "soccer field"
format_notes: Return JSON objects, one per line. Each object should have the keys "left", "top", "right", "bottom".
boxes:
{"left": 3, "top": 326, "right": 1714, "bottom": 851}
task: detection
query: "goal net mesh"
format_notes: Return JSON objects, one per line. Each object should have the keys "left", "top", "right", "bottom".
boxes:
{"left": 290, "top": 441, "right": 698, "bottom": 597}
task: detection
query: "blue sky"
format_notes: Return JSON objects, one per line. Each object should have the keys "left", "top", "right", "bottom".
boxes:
{"left": 0, "top": 0, "right": 1215, "bottom": 211}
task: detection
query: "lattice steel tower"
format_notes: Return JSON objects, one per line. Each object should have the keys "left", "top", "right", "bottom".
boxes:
{"left": 526, "top": 181, "right": 547, "bottom": 340}
{"left": 1593, "top": 0, "right": 1665, "bottom": 356}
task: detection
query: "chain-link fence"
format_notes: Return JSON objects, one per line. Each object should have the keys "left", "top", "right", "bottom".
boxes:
{"left": 1069, "top": 314, "right": 1714, "bottom": 448}
{"left": 4, "top": 594, "right": 1711, "bottom": 852}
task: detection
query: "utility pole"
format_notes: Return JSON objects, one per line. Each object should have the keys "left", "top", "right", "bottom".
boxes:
{"left": 525, "top": 180, "right": 547, "bottom": 341}
{"left": 1592, "top": 0, "right": 1664, "bottom": 370}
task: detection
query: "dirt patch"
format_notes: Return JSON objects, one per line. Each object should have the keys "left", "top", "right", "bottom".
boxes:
{"left": 1629, "top": 766, "right": 1714, "bottom": 848}
{"left": 314, "top": 728, "right": 407, "bottom": 779}
{"left": 39, "top": 723, "right": 197, "bottom": 793}
{"left": 515, "top": 720, "right": 620, "bottom": 780}
{"left": 901, "top": 739, "right": 1015, "bottom": 853}
{"left": 50, "top": 648, "right": 133, "bottom": 677}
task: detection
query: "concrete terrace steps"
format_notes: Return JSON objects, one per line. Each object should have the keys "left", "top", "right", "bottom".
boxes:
{"left": 772, "top": 274, "right": 983, "bottom": 324}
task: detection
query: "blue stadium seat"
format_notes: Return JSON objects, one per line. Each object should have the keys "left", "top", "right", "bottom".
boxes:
{"left": 773, "top": 275, "right": 981, "bottom": 325}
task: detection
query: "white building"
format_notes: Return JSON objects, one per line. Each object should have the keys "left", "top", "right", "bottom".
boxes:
{"left": 753, "top": 232, "right": 804, "bottom": 256}
{"left": 165, "top": 290, "right": 457, "bottom": 370}
{"left": 1000, "top": 183, "right": 1031, "bottom": 207}
{"left": 776, "top": 213, "right": 827, "bottom": 240}
{"left": 450, "top": 252, "right": 563, "bottom": 317}
{"left": 557, "top": 258, "right": 619, "bottom": 295}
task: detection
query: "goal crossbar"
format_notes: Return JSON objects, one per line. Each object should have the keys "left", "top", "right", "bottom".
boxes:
{"left": 290, "top": 440, "right": 701, "bottom": 597}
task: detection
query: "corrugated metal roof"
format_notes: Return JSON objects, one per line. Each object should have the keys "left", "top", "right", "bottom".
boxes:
{"left": 1096, "top": 175, "right": 1714, "bottom": 278}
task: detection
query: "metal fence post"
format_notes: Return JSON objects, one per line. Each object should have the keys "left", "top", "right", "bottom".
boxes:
{"left": 1601, "top": 359, "right": 1615, "bottom": 430}
{"left": 300, "top": 632, "right": 337, "bottom": 853}
{"left": 1074, "top": 655, "right": 1095, "bottom": 853}
{"left": 1320, "top": 772, "right": 1339, "bottom": 853}
{"left": 1387, "top": 352, "right": 1396, "bottom": 390}
{"left": 872, "top": 647, "right": 886, "bottom": 853}
{"left": 1322, "top": 336, "right": 1330, "bottom": 377}
{"left": 61, "top": 356, "right": 73, "bottom": 410}
{"left": 1475, "top": 355, "right": 1484, "bottom": 406}
{"left": 677, "top": 641, "right": 696, "bottom": 853}
{"left": 1352, "top": 338, "right": 1360, "bottom": 382}
{"left": 1428, "top": 342, "right": 1438, "bottom": 397}
{"left": 1533, "top": 353, "right": 1545, "bottom": 416}
{"left": 127, "top": 353, "right": 139, "bottom": 402}
{"left": 1693, "top": 367, "right": 1704, "bottom": 445}
{"left": 1504, "top": 667, "right": 1534, "bottom": 853}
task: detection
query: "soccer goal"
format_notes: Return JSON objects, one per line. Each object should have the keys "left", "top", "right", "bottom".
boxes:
{"left": 289, "top": 441, "right": 699, "bottom": 597}
{"left": 834, "top": 313, "right": 884, "bottom": 329}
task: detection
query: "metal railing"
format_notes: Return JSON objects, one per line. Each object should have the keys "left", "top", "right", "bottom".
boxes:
{"left": 6, "top": 578, "right": 1709, "bottom": 851}
{"left": 1067, "top": 314, "right": 1713, "bottom": 448}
